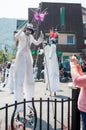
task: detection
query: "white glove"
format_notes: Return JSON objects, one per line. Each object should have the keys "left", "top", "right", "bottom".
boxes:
{"left": 38, "top": 31, "right": 44, "bottom": 43}
{"left": 40, "top": 31, "right": 44, "bottom": 39}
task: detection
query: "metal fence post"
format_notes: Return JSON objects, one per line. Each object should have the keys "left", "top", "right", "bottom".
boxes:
{"left": 71, "top": 87, "right": 80, "bottom": 130}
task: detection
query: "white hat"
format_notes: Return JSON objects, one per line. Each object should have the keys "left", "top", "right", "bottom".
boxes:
{"left": 26, "top": 23, "right": 35, "bottom": 31}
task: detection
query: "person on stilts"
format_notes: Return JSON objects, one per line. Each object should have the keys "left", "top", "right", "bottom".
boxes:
{"left": 43, "top": 29, "right": 60, "bottom": 96}
{"left": 14, "top": 23, "right": 44, "bottom": 124}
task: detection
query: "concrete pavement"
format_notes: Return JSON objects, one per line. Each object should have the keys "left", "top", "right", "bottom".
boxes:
{"left": 0, "top": 81, "right": 73, "bottom": 107}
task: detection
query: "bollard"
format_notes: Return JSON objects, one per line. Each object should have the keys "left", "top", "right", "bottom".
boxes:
{"left": 71, "top": 87, "right": 80, "bottom": 130}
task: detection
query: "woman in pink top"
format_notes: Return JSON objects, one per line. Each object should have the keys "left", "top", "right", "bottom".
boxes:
{"left": 70, "top": 55, "right": 86, "bottom": 130}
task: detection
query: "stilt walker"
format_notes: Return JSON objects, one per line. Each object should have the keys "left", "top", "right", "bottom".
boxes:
{"left": 43, "top": 40, "right": 51, "bottom": 90}
{"left": 44, "top": 29, "right": 60, "bottom": 95}
{"left": 48, "top": 37, "right": 60, "bottom": 95}
{"left": 14, "top": 23, "right": 44, "bottom": 112}
{"left": 43, "top": 40, "right": 52, "bottom": 95}
{"left": 12, "top": 5, "right": 47, "bottom": 129}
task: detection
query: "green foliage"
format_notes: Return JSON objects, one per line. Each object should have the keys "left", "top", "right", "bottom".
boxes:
{"left": 0, "top": 50, "right": 13, "bottom": 63}
{"left": 0, "top": 50, "right": 3, "bottom": 63}
{"left": 6, "top": 53, "right": 13, "bottom": 61}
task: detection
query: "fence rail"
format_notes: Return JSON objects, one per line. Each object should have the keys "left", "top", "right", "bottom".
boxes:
{"left": 0, "top": 95, "right": 80, "bottom": 130}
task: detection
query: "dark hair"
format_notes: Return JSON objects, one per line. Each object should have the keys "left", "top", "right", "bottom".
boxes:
{"left": 29, "top": 29, "right": 34, "bottom": 34}
{"left": 7, "top": 63, "right": 11, "bottom": 69}
{"left": 14, "top": 30, "right": 18, "bottom": 34}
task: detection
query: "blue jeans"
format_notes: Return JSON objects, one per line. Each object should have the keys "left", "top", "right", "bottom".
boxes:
{"left": 80, "top": 111, "right": 86, "bottom": 130}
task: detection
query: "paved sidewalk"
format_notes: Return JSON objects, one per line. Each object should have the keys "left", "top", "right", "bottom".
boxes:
{"left": 0, "top": 81, "right": 73, "bottom": 106}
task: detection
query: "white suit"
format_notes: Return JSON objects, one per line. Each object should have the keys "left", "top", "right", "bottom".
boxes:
{"left": 14, "top": 30, "right": 43, "bottom": 112}
{"left": 44, "top": 39, "right": 60, "bottom": 93}
{"left": 44, "top": 44, "right": 50, "bottom": 90}
{"left": 49, "top": 43, "right": 60, "bottom": 92}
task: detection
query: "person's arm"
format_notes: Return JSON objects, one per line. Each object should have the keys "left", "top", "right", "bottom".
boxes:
{"left": 70, "top": 57, "right": 86, "bottom": 87}
{"left": 14, "top": 26, "right": 26, "bottom": 40}
{"left": 31, "top": 31, "right": 44, "bottom": 45}
{"left": 73, "top": 75, "right": 86, "bottom": 87}
{"left": 70, "top": 60, "right": 79, "bottom": 79}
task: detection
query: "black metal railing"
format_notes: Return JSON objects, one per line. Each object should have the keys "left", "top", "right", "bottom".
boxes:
{"left": 0, "top": 96, "right": 80, "bottom": 130}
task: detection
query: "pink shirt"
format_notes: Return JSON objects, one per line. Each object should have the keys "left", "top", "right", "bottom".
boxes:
{"left": 73, "top": 74, "right": 86, "bottom": 112}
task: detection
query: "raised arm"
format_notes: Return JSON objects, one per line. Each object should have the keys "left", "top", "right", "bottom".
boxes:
{"left": 14, "top": 25, "right": 26, "bottom": 40}
{"left": 70, "top": 56, "right": 86, "bottom": 88}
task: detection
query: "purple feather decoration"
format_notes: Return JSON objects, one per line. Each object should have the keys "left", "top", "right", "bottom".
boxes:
{"left": 34, "top": 11, "right": 47, "bottom": 22}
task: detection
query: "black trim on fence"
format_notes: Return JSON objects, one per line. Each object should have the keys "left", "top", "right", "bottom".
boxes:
{"left": 71, "top": 88, "right": 80, "bottom": 130}
{"left": 0, "top": 96, "right": 80, "bottom": 130}
{"left": 11, "top": 101, "right": 17, "bottom": 130}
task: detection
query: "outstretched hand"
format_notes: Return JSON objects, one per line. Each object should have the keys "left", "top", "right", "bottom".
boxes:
{"left": 37, "top": 31, "right": 44, "bottom": 44}
{"left": 70, "top": 55, "right": 78, "bottom": 62}
{"left": 70, "top": 55, "right": 78, "bottom": 67}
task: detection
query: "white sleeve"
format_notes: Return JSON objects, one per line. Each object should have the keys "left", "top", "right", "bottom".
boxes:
{"left": 14, "top": 29, "right": 24, "bottom": 40}
{"left": 31, "top": 35, "right": 43, "bottom": 46}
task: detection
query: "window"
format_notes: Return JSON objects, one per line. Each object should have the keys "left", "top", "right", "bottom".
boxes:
{"left": 58, "top": 33, "right": 75, "bottom": 45}
{"left": 84, "top": 39, "right": 86, "bottom": 44}
{"left": 67, "top": 36, "right": 74, "bottom": 44}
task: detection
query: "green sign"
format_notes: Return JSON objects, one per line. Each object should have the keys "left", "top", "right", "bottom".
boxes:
{"left": 63, "top": 56, "right": 69, "bottom": 61}
{"left": 56, "top": 50, "right": 62, "bottom": 56}
{"left": 31, "top": 50, "right": 38, "bottom": 55}
{"left": 60, "top": 7, "right": 65, "bottom": 26}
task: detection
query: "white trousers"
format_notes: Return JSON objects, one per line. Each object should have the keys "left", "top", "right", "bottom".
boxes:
{"left": 14, "top": 52, "right": 34, "bottom": 112}
{"left": 44, "top": 44, "right": 60, "bottom": 92}
{"left": 49, "top": 45, "right": 60, "bottom": 92}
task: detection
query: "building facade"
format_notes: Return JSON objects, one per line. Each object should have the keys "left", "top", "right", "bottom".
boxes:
{"left": 28, "top": 2, "right": 84, "bottom": 62}
{"left": 82, "top": 7, "right": 86, "bottom": 54}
